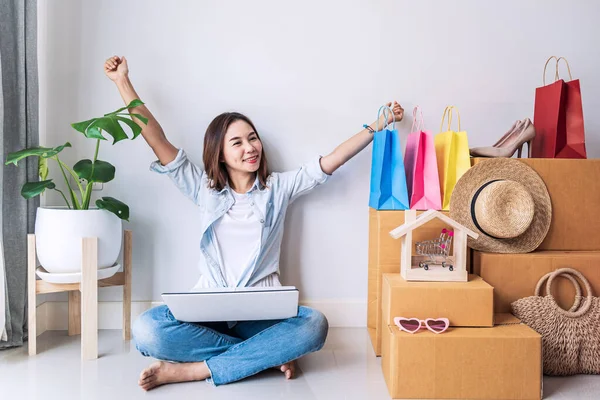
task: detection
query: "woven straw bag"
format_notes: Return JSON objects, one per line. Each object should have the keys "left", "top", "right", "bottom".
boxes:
{"left": 511, "top": 267, "right": 600, "bottom": 375}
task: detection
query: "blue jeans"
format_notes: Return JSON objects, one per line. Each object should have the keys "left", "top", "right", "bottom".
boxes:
{"left": 131, "top": 305, "right": 329, "bottom": 386}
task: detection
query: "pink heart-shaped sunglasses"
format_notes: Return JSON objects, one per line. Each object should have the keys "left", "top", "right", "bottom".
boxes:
{"left": 393, "top": 317, "right": 449, "bottom": 334}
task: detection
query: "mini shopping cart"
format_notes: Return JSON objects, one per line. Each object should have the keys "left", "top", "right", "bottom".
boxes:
{"left": 415, "top": 229, "right": 454, "bottom": 271}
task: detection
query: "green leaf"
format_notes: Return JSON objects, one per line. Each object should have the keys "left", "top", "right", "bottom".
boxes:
{"left": 21, "top": 180, "right": 55, "bottom": 199}
{"left": 71, "top": 100, "right": 148, "bottom": 144}
{"left": 130, "top": 113, "right": 149, "bottom": 125}
{"left": 5, "top": 142, "right": 72, "bottom": 166}
{"left": 82, "top": 121, "right": 107, "bottom": 140}
{"left": 96, "top": 197, "right": 129, "bottom": 221}
{"left": 104, "top": 99, "right": 145, "bottom": 116}
{"left": 115, "top": 116, "right": 142, "bottom": 139}
{"left": 73, "top": 159, "right": 115, "bottom": 183}
{"left": 118, "top": 113, "right": 149, "bottom": 125}
{"left": 93, "top": 117, "right": 129, "bottom": 144}
{"left": 127, "top": 98, "right": 145, "bottom": 108}
{"left": 39, "top": 157, "right": 49, "bottom": 180}
{"left": 72, "top": 116, "right": 134, "bottom": 144}
{"left": 71, "top": 118, "right": 96, "bottom": 134}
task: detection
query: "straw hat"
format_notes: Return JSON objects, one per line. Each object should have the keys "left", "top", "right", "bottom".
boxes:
{"left": 449, "top": 159, "right": 552, "bottom": 253}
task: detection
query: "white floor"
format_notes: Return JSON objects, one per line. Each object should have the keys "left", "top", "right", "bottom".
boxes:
{"left": 1, "top": 329, "right": 599, "bottom": 400}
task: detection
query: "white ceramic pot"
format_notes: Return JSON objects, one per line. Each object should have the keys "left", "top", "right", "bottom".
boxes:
{"left": 35, "top": 207, "right": 123, "bottom": 273}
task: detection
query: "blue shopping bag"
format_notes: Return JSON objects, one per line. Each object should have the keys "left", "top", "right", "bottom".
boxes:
{"left": 368, "top": 105, "right": 410, "bottom": 210}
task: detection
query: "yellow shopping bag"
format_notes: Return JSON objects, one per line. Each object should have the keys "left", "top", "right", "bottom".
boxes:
{"left": 434, "top": 106, "right": 470, "bottom": 210}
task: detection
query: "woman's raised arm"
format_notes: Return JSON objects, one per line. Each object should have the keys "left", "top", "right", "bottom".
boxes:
{"left": 105, "top": 55, "right": 178, "bottom": 165}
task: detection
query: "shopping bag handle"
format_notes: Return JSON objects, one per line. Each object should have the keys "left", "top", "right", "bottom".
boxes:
{"left": 411, "top": 106, "right": 424, "bottom": 133}
{"left": 376, "top": 104, "right": 396, "bottom": 132}
{"left": 535, "top": 271, "right": 582, "bottom": 312}
{"left": 544, "top": 268, "right": 594, "bottom": 318}
{"left": 556, "top": 57, "right": 573, "bottom": 81}
{"left": 543, "top": 56, "right": 559, "bottom": 85}
{"left": 439, "top": 106, "right": 461, "bottom": 132}
{"left": 543, "top": 56, "right": 574, "bottom": 85}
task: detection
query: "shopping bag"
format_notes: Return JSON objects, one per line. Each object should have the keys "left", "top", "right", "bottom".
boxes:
{"left": 532, "top": 56, "right": 587, "bottom": 158}
{"left": 404, "top": 107, "right": 442, "bottom": 210}
{"left": 369, "top": 105, "right": 409, "bottom": 210}
{"left": 434, "top": 106, "right": 470, "bottom": 211}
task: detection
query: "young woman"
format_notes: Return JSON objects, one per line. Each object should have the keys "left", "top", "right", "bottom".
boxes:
{"left": 104, "top": 55, "right": 403, "bottom": 391}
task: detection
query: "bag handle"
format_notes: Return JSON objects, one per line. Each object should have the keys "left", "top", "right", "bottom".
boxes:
{"left": 556, "top": 57, "right": 574, "bottom": 81}
{"left": 411, "top": 106, "right": 424, "bottom": 133}
{"left": 376, "top": 104, "right": 396, "bottom": 132}
{"left": 534, "top": 271, "right": 582, "bottom": 312}
{"left": 543, "top": 56, "right": 559, "bottom": 85}
{"left": 543, "top": 56, "right": 574, "bottom": 85}
{"left": 544, "top": 268, "right": 594, "bottom": 318}
{"left": 439, "top": 106, "right": 461, "bottom": 132}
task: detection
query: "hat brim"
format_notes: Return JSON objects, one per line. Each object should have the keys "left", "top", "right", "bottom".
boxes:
{"left": 449, "top": 159, "right": 552, "bottom": 253}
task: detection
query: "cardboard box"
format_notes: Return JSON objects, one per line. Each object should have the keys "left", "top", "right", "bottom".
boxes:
{"left": 473, "top": 251, "right": 600, "bottom": 313}
{"left": 382, "top": 314, "right": 542, "bottom": 399}
{"left": 472, "top": 158, "right": 600, "bottom": 251}
{"left": 368, "top": 209, "right": 472, "bottom": 355}
{"left": 381, "top": 273, "right": 494, "bottom": 329}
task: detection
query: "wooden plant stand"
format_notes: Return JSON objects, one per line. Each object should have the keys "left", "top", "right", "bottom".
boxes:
{"left": 27, "top": 230, "right": 132, "bottom": 360}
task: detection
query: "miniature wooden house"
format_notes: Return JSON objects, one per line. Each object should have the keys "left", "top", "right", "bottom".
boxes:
{"left": 389, "top": 210, "right": 478, "bottom": 282}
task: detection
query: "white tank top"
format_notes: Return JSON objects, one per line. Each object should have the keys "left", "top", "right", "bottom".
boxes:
{"left": 212, "top": 190, "right": 278, "bottom": 287}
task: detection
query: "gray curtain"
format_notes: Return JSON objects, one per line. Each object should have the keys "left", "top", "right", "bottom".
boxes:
{"left": 0, "top": 0, "right": 39, "bottom": 349}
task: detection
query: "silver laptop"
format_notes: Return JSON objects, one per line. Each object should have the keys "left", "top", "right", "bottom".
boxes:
{"left": 161, "top": 286, "right": 299, "bottom": 322}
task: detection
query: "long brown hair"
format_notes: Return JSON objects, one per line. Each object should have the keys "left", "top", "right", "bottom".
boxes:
{"left": 203, "top": 112, "right": 269, "bottom": 192}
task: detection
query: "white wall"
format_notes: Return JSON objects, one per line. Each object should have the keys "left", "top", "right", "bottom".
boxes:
{"left": 38, "top": 0, "right": 600, "bottom": 313}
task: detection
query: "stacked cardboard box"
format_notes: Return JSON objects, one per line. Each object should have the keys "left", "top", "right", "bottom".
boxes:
{"left": 473, "top": 251, "right": 600, "bottom": 312}
{"left": 471, "top": 157, "right": 600, "bottom": 313}
{"left": 382, "top": 314, "right": 542, "bottom": 400}
{"left": 367, "top": 209, "right": 472, "bottom": 355}
{"left": 374, "top": 158, "right": 600, "bottom": 399}
{"left": 471, "top": 158, "right": 600, "bottom": 251}
{"left": 381, "top": 274, "right": 494, "bottom": 328}
{"left": 380, "top": 274, "right": 541, "bottom": 399}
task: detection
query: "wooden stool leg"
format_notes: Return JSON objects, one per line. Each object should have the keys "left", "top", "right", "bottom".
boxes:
{"left": 68, "top": 291, "right": 81, "bottom": 336}
{"left": 81, "top": 237, "right": 98, "bottom": 360}
{"left": 27, "top": 234, "right": 37, "bottom": 356}
{"left": 122, "top": 230, "right": 132, "bottom": 340}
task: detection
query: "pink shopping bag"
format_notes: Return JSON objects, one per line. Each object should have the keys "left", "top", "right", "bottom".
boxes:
{"left": 404, "top": 107, "right": 442, "bottom": 210}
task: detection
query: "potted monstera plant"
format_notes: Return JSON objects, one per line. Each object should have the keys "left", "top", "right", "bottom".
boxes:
{"left": 5, "top": 99, "right": 147, "bottom": 275}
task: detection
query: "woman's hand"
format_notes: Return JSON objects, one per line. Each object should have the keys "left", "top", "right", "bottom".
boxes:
{"left": 374, "top": 101, "right": 404, "bottom": 129}
{"left": 104, "top": 55, "right": 129, "bottom": 82}
{"left": 319, "top": 100, "right": 405, "bottom": 175}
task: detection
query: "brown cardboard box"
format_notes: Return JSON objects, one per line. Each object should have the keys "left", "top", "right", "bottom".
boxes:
{"left": 381, "top": 273, "right": 494, "bottom": 328}
{"left": 473, "top": 251, "right": 600, "bottom": 313}
{"left": 368, "top": 209, "right": 472, "bottom": 355}
{"left": 382, "top": 314, "right": 542, "bottom": 399}
{"left": 472, "top": 158, "right": 600, "bottom": 251}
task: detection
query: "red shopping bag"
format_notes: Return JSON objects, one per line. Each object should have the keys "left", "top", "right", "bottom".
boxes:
{"left": 532, "top": 56, "right": 586, "bottom": 158}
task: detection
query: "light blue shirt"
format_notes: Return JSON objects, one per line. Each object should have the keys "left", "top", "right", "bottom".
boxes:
{"left": 150, "top": 148, "right": 330, "bottom": 289}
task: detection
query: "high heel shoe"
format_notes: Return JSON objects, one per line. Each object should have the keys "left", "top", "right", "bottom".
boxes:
{"left": 490, "top": 119, "right": 523, "bottom": 148}
{"left": 470, "top": 118, "right": 536, "bottom": 158}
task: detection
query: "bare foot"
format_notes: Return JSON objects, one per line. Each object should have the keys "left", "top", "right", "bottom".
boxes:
{"left": 276, "top": 361, "right": 296, "bottom": 380}
{"left": 138, "top": 361, "right": 211, "bottom": 391}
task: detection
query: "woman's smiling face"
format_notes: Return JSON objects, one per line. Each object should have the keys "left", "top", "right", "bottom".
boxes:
{"left": 221, "top": 119, "right": 263, "bottom": 175}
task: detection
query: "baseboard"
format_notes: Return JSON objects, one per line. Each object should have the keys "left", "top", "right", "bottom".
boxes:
{"left": 301, "top": 300, "right": 367, "bottom": 328}
{"left": 36, "top": 299, "right": 367, "bottom": 334}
